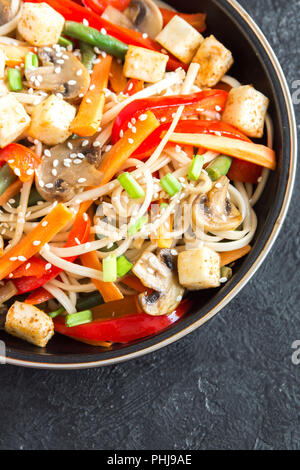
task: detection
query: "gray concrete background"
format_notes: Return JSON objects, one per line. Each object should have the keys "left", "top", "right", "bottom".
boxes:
{"left": 0, "top": 0, "right": 299, "bottom": 450}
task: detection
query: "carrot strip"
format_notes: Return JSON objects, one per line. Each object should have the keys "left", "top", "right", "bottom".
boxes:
{"left": 219, "top": 245, "right": 251, "bottom": 267}
{"left": 70, "top": 55, "right": 112, "bottom": 136}
{"left": 80, "top": 234, "right": 123, "bottom": 302}
{"left": 98, "top": 110, "right": 160, "bottom": 185}
{"left": 123, "top": 78, "right": 144, "bottom": 96}
{"left": 159, "top": 8, "right": 207, "bottom": 32}
{"left": 0, "top": 203, "right": 73, "bottom": 280}
{"left": 0, "top": 44, "right": 34, "bottom": 67}
{"left": 0, "top": 180, "right": 22, "bottom": 207}
{"left": 121, "top": 274, "right": 145, "bottom": 293}
{"left": 157, "top": 214, "right": 173, "bottom": 249}
{"left": 109, "top": 58, "right": 128, "bottom": 94}
{"left": 167, "top": 133, "right": 276, "bottom": 170}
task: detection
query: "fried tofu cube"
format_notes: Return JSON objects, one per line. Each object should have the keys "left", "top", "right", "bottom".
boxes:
{"left": 156, "top": 15, "right": 204, "bottom": 64}
{"left": 178, "top": 247, "right": 221, "bottom": 290}
{"left": 222, "top": 85, "right": 269, "bottom": 138}
{"left": 29, "top": 95, "right": 76, "bottom": 145}
{"left": 0, "top": 94, "right": 31, "bottom": 148}
{"left": 5, "top": 301, "right": 54, "bottom": 347}
{"left": 18, "top": 2, "right": 65, "bottom": 47}
{"left": 123, "top": 45, "right": 168, "bottom": 83}
{"left": 192, "top": 35, "right": 233, "bottom": 87}
{"left": 0, "top": 49, "right": 5, "bottom": 79}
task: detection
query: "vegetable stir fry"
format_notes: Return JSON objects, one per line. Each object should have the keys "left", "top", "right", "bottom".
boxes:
{"left": 0, "top": 0, "right": 275, "bottom": 348}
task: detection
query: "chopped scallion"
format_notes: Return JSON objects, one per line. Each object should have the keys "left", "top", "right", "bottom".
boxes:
{"left": 188, "top": 154, "right": 204, "bottom": 181}
{"left": 117, "top": 172, "right": 145, "bottom": 199}
{"left": 7, "top": 68, "right": 23, "bottom": 92}
{"left": 206, "top": 155, "right": 232, "bottom": 181}
{"left": 25, "top": 53, "right": 39, "bottom": 70}
{"left": 220, "top": 266, "right": 233, "bottom": 281}
{"left": 65, "top": 310, "right": 93, "bottom": 327}
{"left": 160, "top": 173, "right": 182, "bottom": 197}
{"left": 103, "top": 254, "right": 117, "bottom": 282}
{"left": 128, "top": 215, "right": 148, "bottom": 236}
{"left": 117, "top": 255, "right": 133, "bottom": 278}
{"left": 48, "top": 307, "right": 65, "bottom": 319}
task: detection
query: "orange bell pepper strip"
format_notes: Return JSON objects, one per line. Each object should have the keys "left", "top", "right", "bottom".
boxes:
{"left": 0, "top": 180, "right": 22, "bottom": 207}
{"left": 167, "top": 133, "right": 276, "bottom": 171}
{"left": 219, "top": 245, "right": 252, "bottom": 267}
{"left": 0, "top": 44, "right": 34, "bottom": 67}
{"left": 109, "top": 58, "right": 128, "bottom": 94}
{"left": 0, "top": 203, "right": 73, "bottom": 280}
{"left": 70, "top": 55, "right": 112, "bottom": 136}
{"left": 120, "top": 274, "right": 145, "bottom": 293}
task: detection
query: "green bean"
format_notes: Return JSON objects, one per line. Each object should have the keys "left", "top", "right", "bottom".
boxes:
{"left": 64, "top": 21, "right": 128, "bottom": 60}
{"left": 79, "top": 41, "right": 96, "bottom": 71}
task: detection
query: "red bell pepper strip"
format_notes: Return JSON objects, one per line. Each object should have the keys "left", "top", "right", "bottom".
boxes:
{"left": 132, "top": 119, "right": 251, "bottom": 160}
{"left": 26, "top": 288, "right": 54, "bottom": 305}
{"left": 111, "top": 90, "right": 229, "bottom": 144}
{"left": 0, "top": 144, "right": 41, "bottom": 182}
{"left": 24, "top": 0, "right": 186, "bottom": 71}
{"left": 123, "top": 78, "right": 144, "bottom": 97}
{"left": 9, "top": 257, "right": 49, "bottom": 279}
{"left": 54, "top": 298, "right": 192, "bottom": 344}
{"left": 82, "top": 0, "right": 130, "bottom": 14}
{"left": 160, "top": 8, "right": 207, "bottom": 33}
{"left": 13, "top": 211, "right": 91, "bottom": 295}
{"left": 227, "top": 158, "right": 262, "bottom": 184}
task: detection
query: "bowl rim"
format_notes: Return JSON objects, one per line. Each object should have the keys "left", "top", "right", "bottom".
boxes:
{"left": 2, "top": 0, "right": 297, "bottom": 369}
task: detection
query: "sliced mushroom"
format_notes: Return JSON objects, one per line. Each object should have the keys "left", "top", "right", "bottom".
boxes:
{"left": 102, "top": 5, "right": 135, "bottom": 30}
{"left": 124, "top": 0, "right": 163, "bottom": 38}
{"left": 0, "top": 0, "right": 13, "bottom": 26}
{"left": 192, "top": 175, "right": 242, "bottom": 232}
{"left": 25, "top": 47, "right": 90, "bottom": 101}
{"left": 132, "top": 249, "right": 184, "bottom": 316}
{"left": 35, "top": 138, "right": 104, "bottom": 202}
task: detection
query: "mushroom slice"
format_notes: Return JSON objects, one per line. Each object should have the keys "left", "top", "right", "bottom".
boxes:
{"left": 35, "top": 138, "right": 103, "bottom": 202}
{"left": 132, "top": 249, "right": 184, "bottom": 316}
{"left": 0, "top": 0, "right": 13, "bottom": 26}
{"left": 124, "top": 0, "right": 163, "bottom": 38}
{"left": 25, "top": 47, "right": 90, "bottom": 101}
{"left": 192, "top": 175, "right": 242, "bottom": 232}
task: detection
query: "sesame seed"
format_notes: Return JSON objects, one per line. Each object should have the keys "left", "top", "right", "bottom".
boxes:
{"left": 26, "top": 169, "right": 34, "bottom": 175}
{"left": 82, "top": 140, "right": 89, "bottom": 147}
{"left": 45, "top": 263, "right": 52, "bottom": 270}
{"left": 14, "top": 168, "right": 21, "bottom": 177}
{"left": 83, "top": 18, "right": 89, "bottom": 26}
{"left": 139, "top": 114, "right": 148, "bottom": 121}
{"left": 52, "top": 169, "right": 57, "bottom": 176}
{"left": 220, "top": 277, "right": 228, "bottom": 283}
{"left": 77, "top": 69, "right": 83, "bottom": 76}
{"left": 42, "top": 221, "right": 48, "bottom": 227}
{"left": 68, "top": 80, "right": 77, "bottom": 86}
{"left": 90, "top": 84, "right": 95, "bottom": 90}
{"left": 74, "top": 159, "right": 82, "bottom": 165}
{"left": 128, "top": 138, "right": 134, "bottom": 144}
{"left": 53, "top": 159, "right": 59, "bottom": 167}
{"left": 86, "top": 98, "right": 92, "bottom": 103}
{"left": 18, "top": 256, "right": 26, "bottom": 262}
{"left": 75, "top": 237, "right": 80, "bottom": 245}
{"left": 9, "top": 257, "right": 17, "bottom": 261}
{"left": 67, "top": 142, "right": 73, "bottom": 150}
{"left": 93, "top": 141, "right": 100, "bottom": 147}
{"left": 25, "top": 263, "right": 31, "bottom": 270}
{"left": 55, "top": 67, "right": 61, "bottom": 74}
{"left": 33, "top": 240, "right": 41, "bottom": 246}
{"left": 45, "top": 183, "right": 54, "bottom": 189}
{"left": 78, "top": 178, "right": 86, "bottom": 183}
{"left": 100, "top": 28, "right": 107, "bottom": 35}
{"left": 83, "top": 213, "right": 88, "bottom": 221}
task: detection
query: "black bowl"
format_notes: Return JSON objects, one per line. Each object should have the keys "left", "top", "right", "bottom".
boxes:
{"left": 1, "top": 0, "right": 296, "bottom": 368}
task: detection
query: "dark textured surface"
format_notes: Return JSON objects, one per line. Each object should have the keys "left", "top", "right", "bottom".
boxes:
{"left": 0, "top": 0, "right": 299, "bottom": 451}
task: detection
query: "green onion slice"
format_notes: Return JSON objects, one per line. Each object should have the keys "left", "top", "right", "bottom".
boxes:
{"left": 128, "top": 215, "right": 148, "bottom": 236}
{"left": 117, "top": 255, "right": 133, "bottom": 278}
{"left": 160, "top": 173, "right": 182, "bottom": 197}
{"left": 117, "top": 172, "right": 145, "bottom": 199}
{"left": 65, "top": 310, "right": 93, "bottom": 327}
{"left": 7, "top": 68, "right": 23, "bottom": 92}
{"left": 188, "top": 154, "right": 204, "bottom": 181}
{"left": 103, "top": 254, "right": 117, "bottom": 282}
{"left": 48, "top": 307, "right": 65, "bottom": 319}
{"left": 25, "top": 53, "right": 39, "bottom": 70}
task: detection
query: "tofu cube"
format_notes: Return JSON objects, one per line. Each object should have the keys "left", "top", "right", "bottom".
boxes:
{"left": 123, "top": 45, "right": 168, "bottom": 83}
{"left": 0, "top": 94, "right": 31, "bottom": 148}
{"left": 5, "top": 301, "right": 54, "bottom": 347}
{"left": 178, "top": 247, "right": 220, "bottom": 290}
{"left": 29, "top": 95, "right": 76, "bottom": 145}
{"left": 222, "top": 85, "right": 269, "bottom": 138}
{"left": 192, "top": 35, "right": 233, "bottom": 87}
{"left": 156, "top": 15, "right": 204, "bottom": 64}
{"left": 17, "top": 2, "right": 65, "bottom": 47}
{"left": 0, "top": 49, "right": 5, "bottom": 79}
